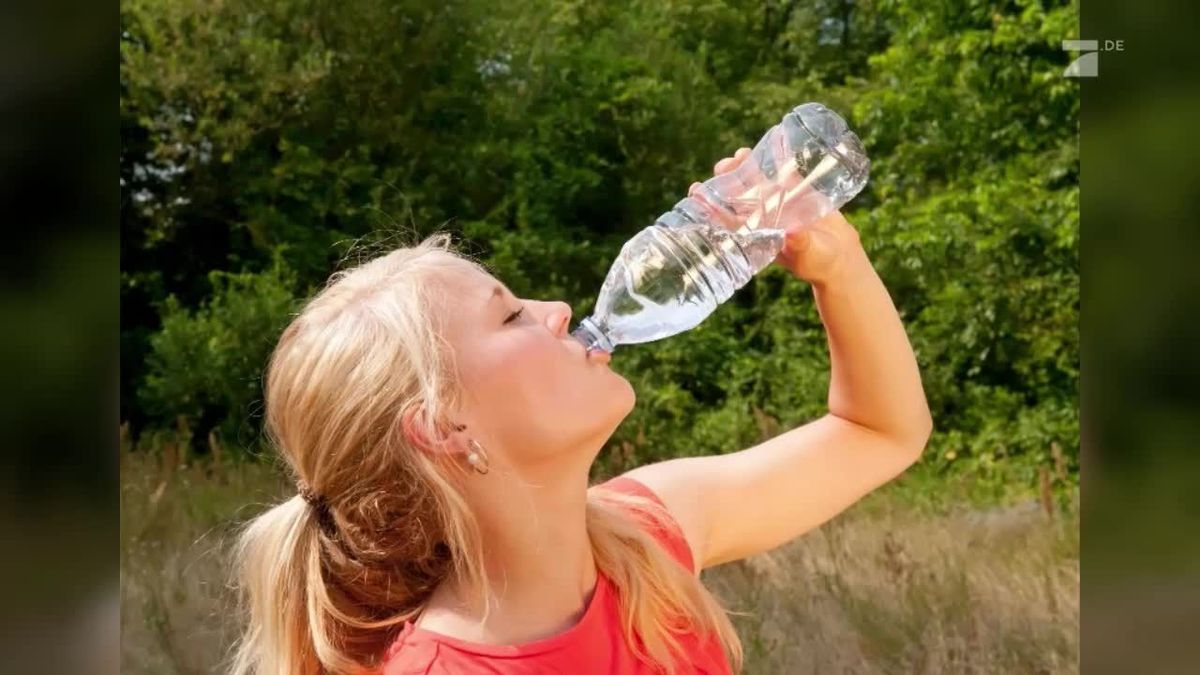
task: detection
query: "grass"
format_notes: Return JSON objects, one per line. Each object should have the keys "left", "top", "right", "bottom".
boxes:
{"left": 120, "top": 445, "right": 1078, "bottom": 674}
{"left": 705, "top": 493, "right": 1078, "bottom": 673}
{"left": 120, "top": 439, "right": 286, "bottom": 674}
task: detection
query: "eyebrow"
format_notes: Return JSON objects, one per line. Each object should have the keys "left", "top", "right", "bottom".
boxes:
{"left": 485, "top": 284, "right": 508, "bottom": 309}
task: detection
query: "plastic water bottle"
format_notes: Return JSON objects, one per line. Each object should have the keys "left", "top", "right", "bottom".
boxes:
{"left": 570, "top": 102, "right": 870, "bottom": 353}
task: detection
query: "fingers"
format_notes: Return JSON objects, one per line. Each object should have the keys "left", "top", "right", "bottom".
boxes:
{"left": 712, "top": 147, "right": 749, "bottom": 174}
{"left": 713, "top": 147, "right": 752, "bottom": 175}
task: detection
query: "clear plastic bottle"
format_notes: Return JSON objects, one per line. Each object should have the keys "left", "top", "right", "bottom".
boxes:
{"left": 570, "top": 102, "right": 869, "bottom": 353}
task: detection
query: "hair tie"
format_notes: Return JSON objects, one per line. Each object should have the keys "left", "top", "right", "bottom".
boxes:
{"left": 297, "top": 478, "right": 336, "bottom": 535}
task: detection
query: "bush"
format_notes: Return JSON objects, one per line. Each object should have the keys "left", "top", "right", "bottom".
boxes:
{"left": 139, "top": 257, "right": 298, "bottom": 450}
{"left": 122, "top": 0, "right": 1080, "bottom": 495}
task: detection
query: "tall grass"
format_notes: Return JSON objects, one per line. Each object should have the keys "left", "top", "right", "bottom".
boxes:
{"left": 120, "top": 443, "right": 1078, "bottom": 674}
{"left": 120, "top": 433, "right": 285, "bottom": 674}
{"left": 706, "top": 496, "right": 1078, "bottom": 673}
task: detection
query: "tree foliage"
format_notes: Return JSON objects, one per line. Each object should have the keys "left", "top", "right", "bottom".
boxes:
{"left": 121, "top": 0, "right": 1079, "bottom": 493}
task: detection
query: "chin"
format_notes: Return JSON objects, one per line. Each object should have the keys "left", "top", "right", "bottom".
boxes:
{"left": 616, "top": 377, "right": 637, "bottom": 414}
{"left": 591, "top": 377, "right": 636, "bottom": 425}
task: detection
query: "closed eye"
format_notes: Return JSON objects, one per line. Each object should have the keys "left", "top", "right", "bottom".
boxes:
{"left": 504, "top": 307, "right": 525, "bottom": 324}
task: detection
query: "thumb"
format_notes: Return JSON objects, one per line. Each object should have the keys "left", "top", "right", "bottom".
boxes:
{"left": 787, "top": 229, "right": 816, "bottom": 253}
{"left": 783, "top": 227, "right": 816, "bottom": 255}
{"left": 780, "top": 227, "right": 840, "bottom": 279}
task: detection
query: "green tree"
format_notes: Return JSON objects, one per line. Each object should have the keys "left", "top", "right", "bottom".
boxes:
{"left": 121, "top": 0, "right": 1079, "bottom": 496}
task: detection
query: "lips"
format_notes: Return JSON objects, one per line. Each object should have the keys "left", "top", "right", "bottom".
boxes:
{"left": 567, "top": 336, "right": 612, "bottom": 365}
{"left": 587, "top": 348, "right": 612, "bottom": 365}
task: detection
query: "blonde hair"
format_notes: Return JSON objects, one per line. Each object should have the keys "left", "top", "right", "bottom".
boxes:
{"left": 229, "top": 233, "right": 744, "bottom": 674}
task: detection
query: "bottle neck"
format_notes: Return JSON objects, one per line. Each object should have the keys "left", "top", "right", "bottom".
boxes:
{"left": 569, "top": 316, "right": 615, "bottom": 353}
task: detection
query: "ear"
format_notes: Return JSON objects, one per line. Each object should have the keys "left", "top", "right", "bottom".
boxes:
{"left": 400, "top": 406, "right": 462, "bottom": 457}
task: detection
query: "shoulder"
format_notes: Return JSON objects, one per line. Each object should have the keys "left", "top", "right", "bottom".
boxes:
{"left": 590, "top": 474, "right": 697, "bottom": 575}
{"left": 380, "top": 625, "right": 441, "bottom": 675}
{"left": 381, "top": 639, "right": 473, "bottom": 675}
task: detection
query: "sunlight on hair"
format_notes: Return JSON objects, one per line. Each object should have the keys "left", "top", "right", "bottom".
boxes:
{"left": 228, "top": 233, "right": 743, "bottom": 674}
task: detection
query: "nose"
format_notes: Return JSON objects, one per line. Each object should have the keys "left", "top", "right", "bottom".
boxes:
{"left": 545, "top": 301, "right": 572, "bottom": 338}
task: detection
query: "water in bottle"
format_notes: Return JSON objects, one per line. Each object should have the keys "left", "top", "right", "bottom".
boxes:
{"left": 571, "top": 102, "right": 869, "bottom": 353}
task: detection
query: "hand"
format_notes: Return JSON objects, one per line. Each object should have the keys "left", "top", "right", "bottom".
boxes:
{"left": 704, "top": 147, "right": 871, "bottom": 288}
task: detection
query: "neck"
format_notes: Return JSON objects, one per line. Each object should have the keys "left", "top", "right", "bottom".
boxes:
{"left": 420, "top": 444, "right": 601, "bottom": 643}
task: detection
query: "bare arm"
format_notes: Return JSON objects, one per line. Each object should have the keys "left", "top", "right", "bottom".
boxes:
{"left": 626, "top": 192, "right": 932, "bottom": 571}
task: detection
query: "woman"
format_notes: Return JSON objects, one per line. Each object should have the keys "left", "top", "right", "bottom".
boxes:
{"left": 230, "top": 148, "right": 932, "bottom": 674}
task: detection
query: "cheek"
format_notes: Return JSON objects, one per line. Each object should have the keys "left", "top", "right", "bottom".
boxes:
{"left": 462, "top": 333, "right": 565, "bottom": 413}
{"left": 462, "top": 333, "right": 620, "bottom": 428}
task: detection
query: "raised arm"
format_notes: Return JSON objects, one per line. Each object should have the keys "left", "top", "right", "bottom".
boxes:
{"left": 625, "top": 149, "right": 932, "bottom": 572}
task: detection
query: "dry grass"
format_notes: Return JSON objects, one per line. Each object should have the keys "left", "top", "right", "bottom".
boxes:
{"left": 120, "top": 446, "right": 286, "bottom": 675}
{"left": 120, "top": 449, "right": 1078, "bottom": 674}
{"left": 704, "top": 497, "right": 1078, "bottom": 674}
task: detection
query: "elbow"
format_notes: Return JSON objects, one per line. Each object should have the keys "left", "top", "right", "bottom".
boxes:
{"left": 897, "top": 412, "right": 933, "bottom": 466}
{"left": 915, "top": 410, "right": 934, "bottom": 445}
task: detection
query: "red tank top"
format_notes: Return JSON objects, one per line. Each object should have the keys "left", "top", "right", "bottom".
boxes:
{"left": 381, "top": 475, "right": 733, "bottom": 674}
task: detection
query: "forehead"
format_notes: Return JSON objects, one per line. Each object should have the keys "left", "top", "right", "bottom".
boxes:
{"left": 434, "top": 264, "right": 507, "bottom": 302}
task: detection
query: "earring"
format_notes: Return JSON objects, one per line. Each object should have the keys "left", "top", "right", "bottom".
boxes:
{"left": 465, "top": 438, "right": 490, "bottom": 475}
{"left": 463, "top": 437, "right": 492, "bottom": 473}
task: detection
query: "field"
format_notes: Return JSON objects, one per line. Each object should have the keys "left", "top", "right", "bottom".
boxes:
{"left": 120, "top": 447, "right": 1078, "bottom": 674}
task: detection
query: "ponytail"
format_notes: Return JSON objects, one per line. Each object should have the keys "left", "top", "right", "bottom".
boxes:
{"left": 229, "top": 235, "right": 743, "bottom": 673}
{"left": 229, "top": 497, "right": 367, "bottom": 675}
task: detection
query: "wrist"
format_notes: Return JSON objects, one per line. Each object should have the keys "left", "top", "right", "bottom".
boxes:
{"left": 809, "top": 248, "right": 875, "bottom": 293}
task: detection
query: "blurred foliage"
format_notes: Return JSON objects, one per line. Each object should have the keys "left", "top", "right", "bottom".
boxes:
{"left": 121, "top": 0, "right": 1079, "bottom": 499}
{"left": 138, "top": 255, "right": 298, "bottom": 444}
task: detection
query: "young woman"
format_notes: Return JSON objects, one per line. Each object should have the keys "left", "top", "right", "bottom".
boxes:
{"left": 230, "top": 148, "right": 932, "bottom": 674}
